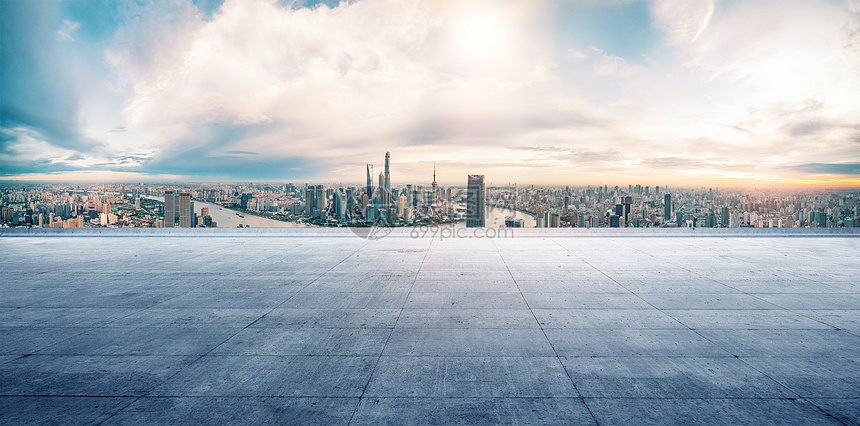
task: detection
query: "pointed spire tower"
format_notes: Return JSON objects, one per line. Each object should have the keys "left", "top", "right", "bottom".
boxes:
{"left": 383, "top": 152, "right": 391, "bottom": 207}
{"left": 431, "top": 162, "right": 438, "bottom": 207}
{"left": 366, "top": 163, "right": 374, "bottom": 198}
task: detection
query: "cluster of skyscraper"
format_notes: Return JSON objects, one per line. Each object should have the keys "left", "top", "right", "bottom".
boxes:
{"left": 363, "top": 152, "right": 397, "bottom": 223}
{"left": 161, "top": 190, "right": 194, "bottom": 228}
{"left": 352, "top": 152, "right": 470, "bottom": 225}
{"left": 3, "top": 177, "right": 858, "bottom": 229}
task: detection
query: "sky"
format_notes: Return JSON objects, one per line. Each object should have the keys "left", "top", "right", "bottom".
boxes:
{"left": 1, "top": 0, "right": 859, "bottom": 187}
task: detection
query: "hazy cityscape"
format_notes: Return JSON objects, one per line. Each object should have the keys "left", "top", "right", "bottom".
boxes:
{"left": 3, "top": 159, "right": 859, "bottom": 229}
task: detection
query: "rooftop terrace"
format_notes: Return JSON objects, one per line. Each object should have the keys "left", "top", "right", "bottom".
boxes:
{"left": 1, "top": 229, "right": 858, "bottom": 424}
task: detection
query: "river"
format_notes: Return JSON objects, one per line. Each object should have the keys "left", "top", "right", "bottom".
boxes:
{"left": 451, "top": 204, "right": 536, "bottom": 228}
{"left": 146, "top": 196, "right": 309, "bottom": 228}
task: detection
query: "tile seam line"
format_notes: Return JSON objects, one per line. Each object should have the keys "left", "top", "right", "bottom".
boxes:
{"left": 347, "top": 237, "right": 432, "bottom": 425}
{"left": 245, "top": 239, "right": 372, "bottom": 328}
{"left": 630, "top": 241, "right": 856, "bottom": 416}
{"left": 554, "top": 238, "right": 850, "bottom": 425}
{"left": 95, "top": 238, "right": 371, "bottom": 426}
{"left": 14, "top": 395, "right": 858, "bottom": 400}
{"left": 15, "top": 353, "right": 833, "bottom": 358}
{"left": 12, "top": 353, "right": 855, "bottom": 359}
{"left": 493, "top": 238, "right": 601, "bottom": 426}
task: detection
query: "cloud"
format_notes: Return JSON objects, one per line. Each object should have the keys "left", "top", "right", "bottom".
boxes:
{"left": 508, "top": 146, "right": 625, "bottom": 164}
{"left": 786, "top": 121, "right": 830, "bottom": 138}
{"left": 566, "top": 49, "right": 588, "bottom": 60}
{"left": 651, "top": 0, "right": 715, "bottom": 45}
{"left": 788, "top": 163, "right": 860, "bottom": 175}
{"left": 642, "top": 156, "right": 708, "bottom": 170}
{"left": 57, "top": 20, "right": 80, "bottom": 41}
{"left": 100, "top": 0, "right": 567, "bottom": 179}
{"left": 0, "top": 2, "right": 104, "bottom": 154}
{"left": 2, "top": 0, "right": 859, "bottom": 185}
{"left": 589, "top": 48, "right": 642, "bottom": 77}
{"left": 685, "top": 1, "right": 860, "bottom": 106}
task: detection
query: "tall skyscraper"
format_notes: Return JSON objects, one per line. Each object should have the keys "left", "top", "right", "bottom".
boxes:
{"left": 366, "top": 163, "right": 374, "bottom": 199}
{"left": 345, "top": 187, "right": 354, "bottom": 219}
{"left": 664, "top": 194, "right": 672, "bottom": 221}
{"left": 536, "top": 212, "right": 547, "bottom": 228}
{"left": 336, "top": 189, "right": 346, "bottom": 220}
{"left": 431, "top": 162, "right": 438, "bottom": 205}
{"left": 466, "top": 174, "right": 485, "bottom": 227}
{"left": 315, "top": 185, "right": 326, "bottom": 218}
{"left": 622, "top": 195, "right": 632, "bottom": 222}
{"left": 721, "top": 207, "right": 730, "bottom": 227}
{"left": 397, "top": 194, "right": 407, "bottom": 217}
{"left": 305, "top": 186, "right": 314, "bottom": 216}
{"left": 179, "top": 191, "right": 191, "bottom": 228}
{"left": 383, "top": 152, "right": 391, "bottom": 207}
{"left": 163, "top": 190, "right": 175, "bottom": 227}
{"left": 812, "top": 210, "right": 827, "bottom": 228}
{"left": 174, "top": 191, "right": 181, "bottom": 223}
{"left": 412, "top": 187, "right": 421, "bottom": 210}
{"left": 705, "top": 212, "right": 717, "bottom": 228}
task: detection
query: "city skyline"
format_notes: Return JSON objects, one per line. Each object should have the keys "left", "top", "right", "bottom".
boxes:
{"left": 2, "top": 0, "right": 860, "bottom": 186}
{"left": 3, "top": 179, "right": 858, "bottom": 229}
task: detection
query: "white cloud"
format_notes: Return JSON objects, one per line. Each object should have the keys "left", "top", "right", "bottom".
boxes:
{"left": 566, "top": 49, "right": 588, "bottom": 60}
{"left": 643, "top": 0, "right": 860, "bottom": 170}
{"left": 651, "top": 0, "right": 715, "bottom": 45}
{"left": 104, "top": 0, "right": 567, "bottom": 177}
{"left": 85, "top": 0, "right": 860, "bottom": 184}
{"left": 57, "top": 20, "right": 80, "bottom": 41}
{"left": 591, "top": 53, "right": 641, "bottom": 78}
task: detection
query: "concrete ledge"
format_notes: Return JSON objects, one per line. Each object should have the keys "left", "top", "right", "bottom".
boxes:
{"left": 1, "top": 227, "right": 857, "bottom": 237}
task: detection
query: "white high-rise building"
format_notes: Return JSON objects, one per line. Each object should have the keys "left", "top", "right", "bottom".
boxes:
{"left": 729, "top": 212, "right": 741, "bottom": 228}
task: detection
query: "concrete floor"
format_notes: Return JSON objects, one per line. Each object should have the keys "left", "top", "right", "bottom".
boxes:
{"left": 1, "top": 232, "right": 858, "bottom": 425}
